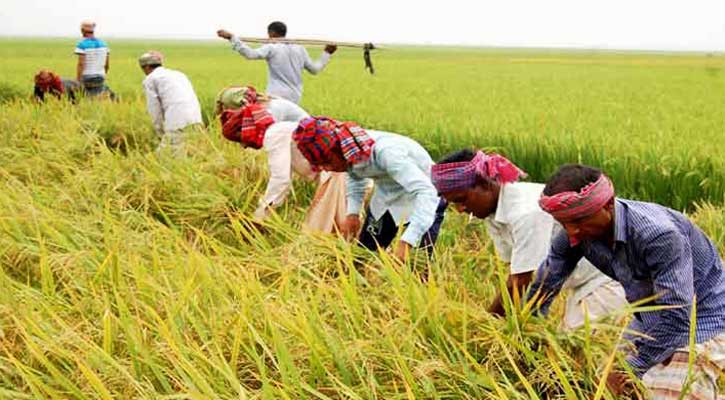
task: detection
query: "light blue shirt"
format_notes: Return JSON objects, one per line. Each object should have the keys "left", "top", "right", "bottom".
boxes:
{"left": 346, "top": 131, "right": 440, "bottom": 246}
{"left": 230, "top": 36, "right": 331, "bottom": 104}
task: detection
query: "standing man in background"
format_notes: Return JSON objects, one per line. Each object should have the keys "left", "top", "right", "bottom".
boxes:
{"left": 216, "top": 21, "right": 337, "bottom": 104}
{"left": 75, "top": 20, "right": 113, "bottom": 98}
{"left": 139, "top": 51, "right": 203, "bottom": 158}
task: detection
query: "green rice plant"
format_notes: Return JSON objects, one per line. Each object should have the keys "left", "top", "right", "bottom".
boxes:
{"left": 0, "top": 38, "right": 724, "bottom": 398}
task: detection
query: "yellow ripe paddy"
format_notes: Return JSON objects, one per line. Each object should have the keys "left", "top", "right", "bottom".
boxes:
{"left": 0, "top": 38, "right": 723, "bottom": 398}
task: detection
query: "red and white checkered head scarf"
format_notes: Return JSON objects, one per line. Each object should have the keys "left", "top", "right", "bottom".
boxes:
{"left": 538, "top": 174, "right": 614, "bottom": 222}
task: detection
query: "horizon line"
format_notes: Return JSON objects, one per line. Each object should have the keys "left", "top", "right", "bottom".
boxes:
{"left": 1, "top": 34, "right": 723, "bottom": 54}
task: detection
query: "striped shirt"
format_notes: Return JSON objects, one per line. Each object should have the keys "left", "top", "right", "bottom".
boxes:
{"left": 74, "top": 37, "right": 109, "bottom": 77}
{"left": 527, "top": 198, "right": 725, "bottom": 376}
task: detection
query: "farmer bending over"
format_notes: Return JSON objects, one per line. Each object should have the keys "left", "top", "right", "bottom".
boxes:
{"left": 139, "top": 51, "right": 203, "bottom": 158}
{"left": 527, "top": 164, "right": 725, "bottom": 399}
{"left": 293, "top": 116, "right": 446, "bottom": 263}
{"left": 219, "top": 87, "right": 347, "bottom": 233}
{"left": 431, "top": 149, "right": 627, "bottom": 326}
{"left": 33, "top": 69, "right": 80, "bottom": 103}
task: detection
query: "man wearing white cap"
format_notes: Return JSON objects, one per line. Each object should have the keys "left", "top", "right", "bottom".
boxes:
{"left": 75, "top": 20, "right": 112, "bottom": 98}
{"left": 139, "top": 51, "right": 203, "bottom": 158}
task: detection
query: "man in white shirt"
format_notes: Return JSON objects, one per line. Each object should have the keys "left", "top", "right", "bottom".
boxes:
{"left": 431, "top": 149, "right": 626, "bottom": 326}
{"left": 216, "top": 21, "right": 337, "bottom": 104}
{"left": 139, "top": 51, "right": 203, "bottom": 158}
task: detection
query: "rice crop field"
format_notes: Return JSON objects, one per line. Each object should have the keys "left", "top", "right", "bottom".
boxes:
{"left": 0, "top": 38, "right": 724, "bottom": 398}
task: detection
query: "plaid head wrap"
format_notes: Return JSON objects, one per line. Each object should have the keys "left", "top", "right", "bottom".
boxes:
{"left": 220, "top": 103, "right": 275, "bottom": 149}
{"left": 539, "top": 174, "right": 614, "bottom": 222}
{"left": 293, "top": 116, "right": 375, "bottom": 166}
{"left": 431, "top": 150, "right": 526, "bottom": 194}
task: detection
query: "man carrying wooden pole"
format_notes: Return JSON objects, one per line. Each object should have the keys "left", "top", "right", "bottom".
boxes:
{"left": 217, "top": 21, "right": 337, "bottom": 104}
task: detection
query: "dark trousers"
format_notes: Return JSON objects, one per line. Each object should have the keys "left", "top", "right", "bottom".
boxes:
{"left": 358, "top": 198, "right": 447, "bottom": 256}
{"left": 81, "top": 75, "right": 116, "bottom": 100}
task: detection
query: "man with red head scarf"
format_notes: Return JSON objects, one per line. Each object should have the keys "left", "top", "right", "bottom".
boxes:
{"left": 431, "top": 149, "right": 626, "bottom": 324}
{"left": 529, "top": 164, "right": 725, "bottom": 398}
{"left": 33, "top": 70, "right": 80, "bottom": 103}
{"left": 218, "top": 90, "right": 347, "bottom": 233}
{"left": 293, "top": 116, "right": 446, "bottom": 263}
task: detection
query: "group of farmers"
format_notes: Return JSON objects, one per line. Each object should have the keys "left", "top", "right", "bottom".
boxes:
{"left": 33, "top": 20, "right": 725, "bottom": 399}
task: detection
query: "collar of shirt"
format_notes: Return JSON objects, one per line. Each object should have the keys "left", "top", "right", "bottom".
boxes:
{"left": 613, "top": 199, "right": 629, "bottom": 246}
{"left": 348, "top": 156, "right": 373, "bottom": 175}
{"left": 347, "top": 129, "right": 383, "bottom": 177}
{"left": 148, "top": 66, "right": 165, "bottom": 77}
{"left": 491, "top": 182, "right": 547, "bottom": 225}
{"left": 142, "top": 67, "right": 165, "bottom": 86}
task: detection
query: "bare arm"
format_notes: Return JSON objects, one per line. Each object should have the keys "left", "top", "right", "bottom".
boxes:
{"left": 105, "top": 54, "right": 110, "bottom": 74}
{"left": 488, "top": 271, "right": 534, "bottom": 316}
{"left": 76, "top": 55, "right": 85, "bottom": 81}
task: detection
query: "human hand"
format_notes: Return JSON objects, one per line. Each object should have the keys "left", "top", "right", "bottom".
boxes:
{"left": 341, "top": 214, "right": 361, "bottom": 240}
{"left": 217, "top": 29, "right": 233, "bottom": 40}
{"left": 324, "top": 44, "right": 338, "bottom": 55}
{"left": 393, "top": 241, "right": 412, "bottom": 263}
{"left": 605, "top": 370, "right": 630, "bottom": 396}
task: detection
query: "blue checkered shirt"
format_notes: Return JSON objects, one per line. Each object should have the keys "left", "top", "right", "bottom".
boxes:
{"left": 528, "top": 198, "right": 725, "bottom": 376}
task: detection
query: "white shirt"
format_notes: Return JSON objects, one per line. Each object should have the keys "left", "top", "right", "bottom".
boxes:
{"left": 485, "top": 182, "right": 614, "bottom": 301}
{"left": 142, "top": 67, "right": 203, "bottom": 133}
{"left": 254, "top": 121, "right": 317, "bottom": 220}
{"left": 265, "top": 98, "right": 309, "bottom": 123}
{"left": 230, "top": 36, "right": 331, "bottom": 104}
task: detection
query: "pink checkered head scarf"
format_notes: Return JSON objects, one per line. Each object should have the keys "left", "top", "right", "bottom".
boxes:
{"left": 431, "top": 150, "right": 526, "bottom": 194}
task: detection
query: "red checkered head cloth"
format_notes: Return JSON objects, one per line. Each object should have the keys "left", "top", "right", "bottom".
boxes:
{"left": 431, "top": 150, "right": 526, "bottom": 194}
{"left": 538, "top": 174, "right": 614, "bottom": 222}
{"left": 220, "top": 103, "right": 275, "bottom": 149}
{"left": 293, "top": 116, "right": 375, "bottom": 167}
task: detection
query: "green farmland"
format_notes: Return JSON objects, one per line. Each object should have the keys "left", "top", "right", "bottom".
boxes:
{"left": 0, "top": 38, "right": 723, "bottom": 398}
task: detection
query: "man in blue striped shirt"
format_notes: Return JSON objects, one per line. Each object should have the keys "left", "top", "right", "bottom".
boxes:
{"left": 528, "top": 164, "right": 725, "bottom": 398}
{"left": 75, "top": 20, "right": 113, "bottom": 98}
